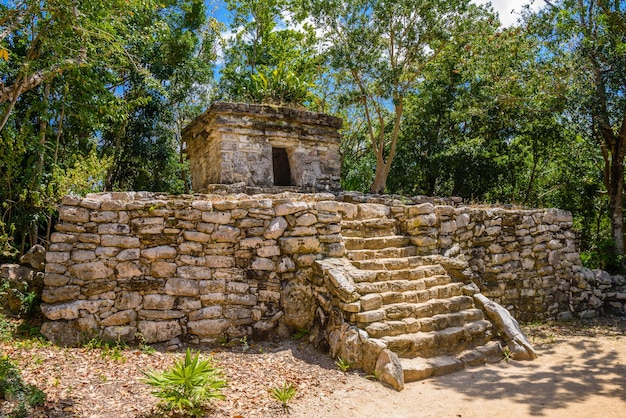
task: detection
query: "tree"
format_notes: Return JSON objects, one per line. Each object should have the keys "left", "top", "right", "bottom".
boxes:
{"left": 307, "top": 0, "right": 474, "bottom": 194}
{"left": 531, "top": 0, "right": 626, "bottom": 256}
{"left": 218, "top": 0, "right": 320, "bottom": 107}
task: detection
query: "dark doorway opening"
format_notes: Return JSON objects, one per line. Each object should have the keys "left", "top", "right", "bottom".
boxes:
{"left": 272, "top": 147, "right": 292, "bottom": 186}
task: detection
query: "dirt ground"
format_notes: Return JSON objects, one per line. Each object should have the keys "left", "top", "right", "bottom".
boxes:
{"left": 1, "top": 317, "right": 625, "bottom": 417}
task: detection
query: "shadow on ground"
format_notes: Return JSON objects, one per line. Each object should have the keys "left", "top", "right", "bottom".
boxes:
{"left": 431, "top": 337, "right": 626, "bottom": 416}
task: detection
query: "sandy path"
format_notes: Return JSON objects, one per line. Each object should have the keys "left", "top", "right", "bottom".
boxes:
{"left": 291, "top": 335, "right": 626, "bottom": 418}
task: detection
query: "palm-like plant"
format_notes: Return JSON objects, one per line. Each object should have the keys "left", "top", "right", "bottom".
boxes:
{"left": 143, "top": 348, "right": 227, "bottom": 417}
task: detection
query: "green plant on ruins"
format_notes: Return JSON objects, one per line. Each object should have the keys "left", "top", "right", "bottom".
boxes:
{"left": 0, "top": 354, "right": 46, "bottom": 418}
{"left": 270, "top": 382, "right": 297, "bottom": 413}
{"left": 142, "top": 348, "right": 227, "bottom": 417}
{"left": 335, "top": 356, "right": 350, "bottom": 373}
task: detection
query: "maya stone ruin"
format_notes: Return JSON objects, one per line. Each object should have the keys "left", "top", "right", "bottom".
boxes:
{"left": 26, "top": 102, "right": 626, "bottom": 390}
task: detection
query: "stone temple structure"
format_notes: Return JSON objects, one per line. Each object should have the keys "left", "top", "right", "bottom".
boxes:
{"left": 39, "top": 102, "right": 626, "bottom": 390}
{"left": 183, "top": 102, "right": 342, "bottom": 193}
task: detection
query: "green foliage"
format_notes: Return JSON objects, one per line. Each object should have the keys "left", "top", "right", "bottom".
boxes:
{"left": 0, "top": 354, "right": 46, "bottom": 418}
{"left": 84, "top": 338, "right": 128, "bottom": 363}
{"left": 143, "top": 348, "right": 227, "bottom": 417}
{"left": 335, "top": 357, "right": 350, "bottom": 372}
{"left": 270, "top": 382, "right": 297, "bottom": 412}
{"left": 291, "top": 328, "right": 310, "bottom": 340}
{"left": 219, "top": 0, "right": 320, "bottom": 107}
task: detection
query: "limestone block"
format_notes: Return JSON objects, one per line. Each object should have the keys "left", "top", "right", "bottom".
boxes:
{"left": 69, "top": 261, "right": 114, "bottom": 280}
{"left": 201, "top": 293, "right": 227, "bottom": 305}
{"left": 357, "top": 203, "right": 390, "bottom": 219}
{"left": 257, "top": 245, "right": 280, "bottom": 258}
{"left": 187, "top": 319, "right": 229, "bottom": 337}
{"left": 240, "top": 237, "right": 264, "bottom": 249}
{"left": 178, "top": 266, "right": 212, "bottom": 280}
{"left": 315, "top": 201, "right": 339, "bottom": 213}
{"left": 264, "top": 217, "right": 288, "bottom": 239}
{"left": 191, "top": 200, "right": 213, "bottom": 211}
{"left": 143, "top": 294, "right": 176, "bottom": 310}
{"left": 151, "top": 262, "right": 177, "bottom": 278}
{"left": 212, "top": 225, "right": 240, "bottom": 242}
{"left": 279, "top": 236, "right": 321, "bottom": 254}
{"left": 456, "top": 213, "right": 470, "bottom": 228}
{"left": 91, "top": 211, "right": 118, "bottom": 223}
{"left": 183, "top": 231, "right": 212, "bottom": 243}
{"left": 178, "top": 242, "right": 204, "bottom": 256}
{"left": 408, "top": 213, "right": 437, "bottom": 228}
{"left": 98, "top": 223, "right": 131, "bottom": 234}
{"left": 131, "top": 217, "right": 165, "bottom": 234}
{"left": 142, "top": 246, "right": 177, "bottom": 260}
{"left": 115, "top": 291, "right": 142, "bottom": 310}
{"left": 375, "top": 349, "right": 404, "bottom": 391}
{"left": 101, "top": 235, "right": 140, "bottom": 248}
{"left": 165, "top": 278, "right": 199, "bottom": 296}
{"left": 282, "top": 282, "right": 315, "bottom": 329}
{"left": 117, "top": 248, "right": 140, "bottom": 261}
{"left": 226, "top": 281, "right": 250, "bottom": 293}
{"left": 275, "top": 201, "right": 308, "bottom": 216}
{"left": 46, "top": 251, "right": 70, "bottom": 264}
{"left": 175, "top": 208, "right": 201, "bottom": 221}
{"left": 189, "top": 306, "right": 222, "bottom": 321}
{"left": 202, "top": 211, "right": 232, "bottom": 224}
{"left": 361, "top": 294, "right": 383, "bottom": 311}
{"left": 205, "top": 255, "right": 235, "bottom": 268}
{"left": 226, "top": 293, "right": 257, "bottom": 306}
{"left": 44, "top": 273, "right": 70, "bottom": 287}
{"left": 408, "top": 203, "right": 434, "bottom": 216}
{"left": 289, "top": 226, "right": 317, "bottom": 236}
{"left": 277, "top": 256, "right": 296, "bottom": 273}
{"left": 77, "top": 233, "right": 100, "bottom": 244}
{"left": 138, "top": 309, "right": 185, "bottom": 320}
{"left": 440, "top": 220, "right": 458, "bottom": 234}
{"left": 101, "top": 326, "right": 136, "bottom": 342}
{"left": 336, "top": 202, "right": 357, "bottom": 219}
{"left": 258, "top": 290, "right": 281, "bottom": 303}
{"left": 71, "top": 250, "right": 96, "bottom": 263}
{"left": 296, "top": 213, "right": 317, "bottom": 227}
{"left": 59, "top": 205, "right": 90, "bottom": 223}
{"left": 198, "top": 280, "right": 226, "bottom": 295}
{"left": 100, "top": 310, "right": 136, "bottom": 326}
{"left": 41, "top": 285, "right": 80, "bottom": 303}
{"left": 251, "top": 257, "right": 275, "bottom": 271}
{"left": 138, "top": 320, "right": 182, "bottom": 343}
{"left": 115, "top": 262, "right": 143, "bottom": 278}
{"left": 197, "top": 223, "right": 215, "bottom": 234}
{"left": 42, "top": 300, "right": 110, "bottom": 320}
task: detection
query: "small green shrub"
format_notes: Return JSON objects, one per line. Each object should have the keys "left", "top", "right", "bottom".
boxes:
{"left": 270, "top": 382, "right": 297, "bottom": 412}
{"left": 0, "top": 354, "right": 46, "bottom": 418}
{"left": 84, "top": 338, "right": 128, "bottom": 362}
{"left": 335, "top": 357, "right": 350, "bottom": 373}
{"left": 143, "top": 348, "right": 227, "bottom": 417}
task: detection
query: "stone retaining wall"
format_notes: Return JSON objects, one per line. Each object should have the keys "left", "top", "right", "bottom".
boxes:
{"left": 398, "top": 204, "right": 579, "bottom": 322}
{"left": 41, "top": 192, "right": 587, "bottom": 345}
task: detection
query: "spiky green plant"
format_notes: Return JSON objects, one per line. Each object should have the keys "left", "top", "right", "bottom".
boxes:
{"left": 143, "top": 348, "right": 227, "bottom": 417}
{"left": 271, "top": 382, "right": 297, "bottom": 412}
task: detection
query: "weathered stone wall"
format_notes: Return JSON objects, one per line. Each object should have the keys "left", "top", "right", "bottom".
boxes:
{"left": 40, "top": 191, "right": 590, "bottom": 345}
{"left": 398, "top": 204, "right": 580, "bottom": 322}
{"left": 570, "top": 268, "right": 626, "bottom": 318}
{"left": 183, "top": 102, "right": 342, "bottom": 192}
{"left": 41, "top": 192, "right": 344, "bottom": 346}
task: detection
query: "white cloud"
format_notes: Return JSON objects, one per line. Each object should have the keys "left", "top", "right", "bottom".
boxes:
{"left": 472, "top": 0, "right": 545, "bottom": 27}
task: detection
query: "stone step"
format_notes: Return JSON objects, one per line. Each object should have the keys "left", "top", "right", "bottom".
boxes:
{"left": 351, "top": 256, "right": 439, "bottom": 271}
{"left": 343, "top": 235, "right": 411, "bottom": 251}
{"left": 401, "top": 341, "right": 503, "bottom": 382}
{"left": 364, "top": 308, "right": 485, "bottom": 338}
{"left": 381, "top": 319, "right": 493, "bottom": 358}
{"left": 341, "top": 219, "right": 397, "bottom": 237}
{"left": 356, "top": 282, "right": 463, "bottom": 303}
{"left": 351, "top": 265, "right": 448, "bottom": 283}
{"left": 347, "top": 246, "right": 417, "bottom": 261}
{"left": 353, "top": 295, "right": 475, "bottom": 325}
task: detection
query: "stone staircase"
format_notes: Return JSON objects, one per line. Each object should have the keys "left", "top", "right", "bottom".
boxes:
{"left": 315, "top": 204, "right": 517, "bottom": 389}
